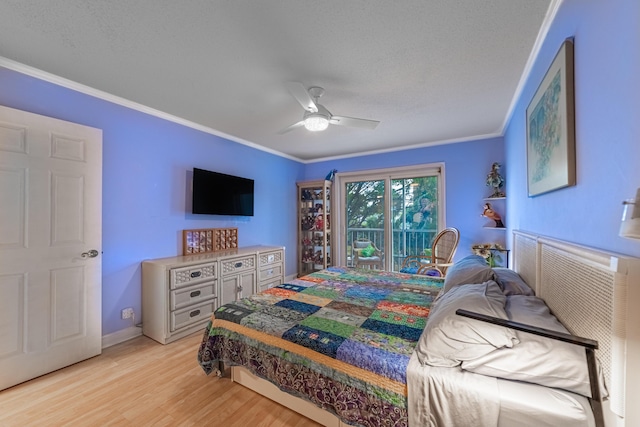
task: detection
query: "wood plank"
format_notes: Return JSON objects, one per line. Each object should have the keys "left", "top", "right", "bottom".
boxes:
{"left": 0, "top": 332, "right": 321, "bottom": 426}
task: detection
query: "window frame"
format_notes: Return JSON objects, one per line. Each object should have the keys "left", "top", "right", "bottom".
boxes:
{"left": 333, "top": 163, "right": 446, "bottom": 269}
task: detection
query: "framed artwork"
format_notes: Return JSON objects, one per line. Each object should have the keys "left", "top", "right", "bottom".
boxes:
{"left": 526, "top": 38, "right": 576, "bottom": 197}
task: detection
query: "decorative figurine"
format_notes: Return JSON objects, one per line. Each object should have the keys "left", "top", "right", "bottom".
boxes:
{"left": 482, "top": 203, "right": 504, "bottom": 228}
{"left": 325, "top": 169, "right": 337, "bottom": 182}
{"left": 486, "top": 162, "right": 505, "bottom": 198}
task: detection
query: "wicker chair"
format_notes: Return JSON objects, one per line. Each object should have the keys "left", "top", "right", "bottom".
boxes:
{"left": 353, "top": 240, "right": 384, "bottom": 270}
{"left": 400, "top": 227, "right": 460, "bottom": 277}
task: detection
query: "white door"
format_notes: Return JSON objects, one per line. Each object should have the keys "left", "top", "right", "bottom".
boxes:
{"left": 0, "top": 105, "right": 102, "bottom": 390}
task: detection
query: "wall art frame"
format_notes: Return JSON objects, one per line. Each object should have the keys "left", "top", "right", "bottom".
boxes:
{"left": 526, "top": 38, "right": 576, "bottom": 197}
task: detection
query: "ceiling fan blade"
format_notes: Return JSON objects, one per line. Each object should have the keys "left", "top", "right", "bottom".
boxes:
{"left": 330, "top": 115, "right": 380, "bottom": 130}
{"left": 278, "top": 120, "right": 305, "bottom": 135}
{"left": 286, "top": 82, "right": 318, "bottom": 113}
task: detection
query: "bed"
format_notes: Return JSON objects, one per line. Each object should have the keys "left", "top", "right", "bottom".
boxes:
{"left": 197, "top": 230, "right": 640, "bottom": 427}
{"left": 198, "top": 268, "right": 442, "bottom": 426}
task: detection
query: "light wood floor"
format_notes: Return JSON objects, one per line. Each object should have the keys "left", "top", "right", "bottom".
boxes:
{"left": 0, "top": 331, "right": 321, "bottom": 426}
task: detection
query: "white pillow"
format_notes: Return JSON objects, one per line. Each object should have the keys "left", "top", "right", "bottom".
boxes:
{"left": 461, "top": 295, "right": 607, "bottom": 398}
{"left": 492, "top": 268, "right": 534, "bottom": 296}
{"left": 416, "top": 280, "right": 518, "bottom": 367}
{"left": 442, "top": 255, "right": 496, "bottom": 294}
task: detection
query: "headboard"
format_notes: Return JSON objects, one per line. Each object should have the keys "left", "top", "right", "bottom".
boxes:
{"left": 513, "top": 230, "right": 640, "bottom": 427}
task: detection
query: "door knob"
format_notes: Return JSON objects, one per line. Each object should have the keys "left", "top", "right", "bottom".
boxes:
{"left": 81, "top": 249, "right": 99, "bottom": 258}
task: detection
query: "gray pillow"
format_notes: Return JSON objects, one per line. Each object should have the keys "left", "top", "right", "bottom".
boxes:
{"left": 416, "top": 280, "right": 518, "bottom": 367}
{"left": 461, "top": 295, "right": 606, "bottom": 398}
{"left": 442, "top": 255, "right": 496, "bottom": 294}
{"left": 493, "top": 268, "right": 535, "bottom": 296}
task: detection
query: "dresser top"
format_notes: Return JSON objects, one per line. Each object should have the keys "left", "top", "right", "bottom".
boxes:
{"left": 143, "top": 245, "right": 284, "bottom": 268}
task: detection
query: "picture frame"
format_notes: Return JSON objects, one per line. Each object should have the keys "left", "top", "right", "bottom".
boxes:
{"left": 526, "top": 38, "right": 576, "bottom": 197}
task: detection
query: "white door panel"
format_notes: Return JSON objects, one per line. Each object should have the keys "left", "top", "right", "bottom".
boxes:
{"left": 0, "top": 105, "right": 102, "bottom": 390}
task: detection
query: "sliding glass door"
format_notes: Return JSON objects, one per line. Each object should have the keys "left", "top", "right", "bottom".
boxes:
{"left": 390, "top": 176, "right": 439, "bottom": 271}
{"left": 345, "top": 179, "right": 385, "bottom": 267}
{"left": 335, "top": 164, "right": 444, "bottom": 271}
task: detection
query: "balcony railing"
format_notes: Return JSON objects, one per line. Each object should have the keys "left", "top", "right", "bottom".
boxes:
{"left": 346, "top": 227, "right": 438, "bottom": 271}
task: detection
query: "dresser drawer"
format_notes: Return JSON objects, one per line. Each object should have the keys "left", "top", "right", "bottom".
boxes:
{"left": 170, "top": 300, "right": 215, "bottom": 332}
{"left": 221, "top": 255, "right": 256, "bottom": 275}
{"left": 170, "top": 281, "right": 216, "bottom": 310}
{"left": 258, "top": 277, "right": 282, "bottom": 293}
{"left": 259, "top": 250, "right": 283, "bottom": 267}
{"left": 170, "top": 262, "right": 217, "bottom": 289}
{"left": 259, "top": 264, "right": 282, "bottom": 282}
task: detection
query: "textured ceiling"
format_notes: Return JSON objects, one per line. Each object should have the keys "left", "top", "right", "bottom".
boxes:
{"left": 0, "top": 1, "right": 553, "bottom": 162}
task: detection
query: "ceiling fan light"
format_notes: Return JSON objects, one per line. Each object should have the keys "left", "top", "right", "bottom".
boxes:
{"left": 304, "top": 115, "right": 329, "bottom": 131}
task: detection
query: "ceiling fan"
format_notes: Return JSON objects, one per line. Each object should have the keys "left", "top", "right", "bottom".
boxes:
{"left": 279, "top": 82, "right": 380, "bottom": 134}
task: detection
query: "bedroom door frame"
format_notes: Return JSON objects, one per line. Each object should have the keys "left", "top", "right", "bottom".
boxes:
{"left": 333, "top": 163, "right": 445, "bottom": 270}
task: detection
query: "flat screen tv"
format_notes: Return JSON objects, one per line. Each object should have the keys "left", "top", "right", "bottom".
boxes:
{"left": 192, "top": 168, "right": 254, "bottom": 216}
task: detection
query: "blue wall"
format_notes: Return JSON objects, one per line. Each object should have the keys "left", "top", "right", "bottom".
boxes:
{"left": 0, "top": 67, "right": 305, "bottom": 335}
{"left": 504, "top": 0, "right": 640, "bottom": 257}
{"left": 2, "top": 0, "right": 637, "bottom": 338}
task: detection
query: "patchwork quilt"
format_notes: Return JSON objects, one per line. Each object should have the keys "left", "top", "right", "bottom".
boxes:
{"left": 197, "top": 266, "right": 443, "bottom": 427}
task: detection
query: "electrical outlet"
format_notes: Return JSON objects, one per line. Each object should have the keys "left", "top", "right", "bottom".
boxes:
{"left": 121, "top": 307, "right": 134, "bottom": 320}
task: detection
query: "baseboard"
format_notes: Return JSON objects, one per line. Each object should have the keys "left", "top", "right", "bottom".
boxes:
{"left": 102, "top": 325, "right": 143, "bottom": 349}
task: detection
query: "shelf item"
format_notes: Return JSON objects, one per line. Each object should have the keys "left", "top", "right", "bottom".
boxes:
{"left": 481, "top": 202, "right": 504, "bottom": 228}
{"left": 478, "top": 183, "right": 507, "bottom": 265}
{"left": 297, "top": 180, "right": 332, "bottom": 277}
{"left": 472, "top": 245, "right": 510, "bottom": 268}
{"left": 142, "top": 245, "right": 284, "bottom": 344}
{"left": 182, "top": 227, "right": 238, "bottom": 255}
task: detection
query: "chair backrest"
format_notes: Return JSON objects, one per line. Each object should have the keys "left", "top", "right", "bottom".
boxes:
{"left": 431, "top": 227, "right": 460, "bottom": 267}
{"left": 353, "top": 240, "right": 373, "bottom": 249}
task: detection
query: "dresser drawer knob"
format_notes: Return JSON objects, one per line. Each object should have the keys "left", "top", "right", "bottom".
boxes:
{"left": 191, "top": 271, "right": 201, "bottom": 278}
{"left": 190, "top": 290, "right": 201, "bottom": 298}
{"left": 190, "top": 309, "right": 201, "bottom": 318}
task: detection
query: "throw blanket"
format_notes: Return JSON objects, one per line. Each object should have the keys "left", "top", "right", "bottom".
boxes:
{"left": 198, "top": 267, "right": 443, "bottom": 427}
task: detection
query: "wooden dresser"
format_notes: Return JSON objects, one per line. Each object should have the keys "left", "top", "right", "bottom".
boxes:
{"left": 142, "top": 245, "right": 284, "bottom": 344}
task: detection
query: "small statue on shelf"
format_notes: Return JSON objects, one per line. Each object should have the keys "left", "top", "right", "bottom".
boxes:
{"left": 486, "top": 162, "right": 505, "bottom": 198}
{"left": 482, "top": 203, "right": 504, "bottom": 228}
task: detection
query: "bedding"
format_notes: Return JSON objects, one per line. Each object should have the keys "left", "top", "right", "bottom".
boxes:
{"left": 407, "top": 353, "right": 501, "bottom": 426}
{"left": 415, "top": 280, "right": 518, "bottom": 367}
{"left": 441, "top": 255, "right": 495, "bottom": 294}
{"left": 461, "top": 294, "right": 607, "bottom": 398}
{"left": 492, "top": 267, "right": 535, "bottom": 296}
{"left": 407, "top": 353, "right": 595, "bottom": 427}
{"left": 198, "top": 264, "right": 598, "bottom": 427}
{"left": 198, "top": 266, "right": 444, "bottom": 427}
